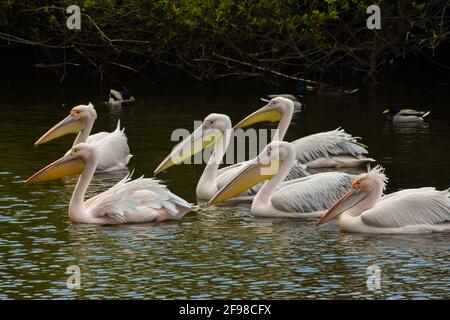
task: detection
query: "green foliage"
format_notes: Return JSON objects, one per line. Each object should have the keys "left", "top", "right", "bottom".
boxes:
{"left": 0, "top": 0, "right": 447, "bottom": 81}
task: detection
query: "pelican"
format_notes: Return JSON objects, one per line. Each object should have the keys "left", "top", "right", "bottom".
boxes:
{"left": 154, "top": 114, "right": 309, "bottom": 201}
{"left": 316, "top": 166, "right": 450, "bottom": 233}
{"left": 260, "top": 94, "right": 302, "bottom": 112}
{"left": 109, "top": 87, "right": 135, "bottom": 107}
{"left": 26, "top": 143, "right": 198, "bottom": 224}
{"left": 383, "top": 104, "right": 430, "bottom": 122}
{"left": 34, "top": 103, "right": 132, "bottom": 172}
{"left": 208, "top": 141, "right": 356, "bottom": 218}
{"left": 234, "top": 97, "right": 375, "bottom": 169}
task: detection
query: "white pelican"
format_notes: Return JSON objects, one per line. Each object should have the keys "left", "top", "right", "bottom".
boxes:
{"left": 26, "top": 143, "right": 198, "bottom": 224}
{"left": 316, "top": 166, "right": 450, "bottom": 233}
{"left": 208, "top": 141, "right": 356, "bottom": 218}
{"left": 34, "top": 103, "right": 132, "bottom": 172}
{"left": 108, "top": 87, "right": 135, "bottom": 107}
{"left": 383, "top": 104, "right": 430, "bottom": 122}
{"left": 154, "top": 114, "right": 309, "bottom": 201}
{"left": 234, "top": 96, "right": 375, "bottom": 169}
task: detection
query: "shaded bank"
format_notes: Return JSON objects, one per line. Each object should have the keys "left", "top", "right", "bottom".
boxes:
{"left": 1, "top": 0, "right": 449, "bottom": 84}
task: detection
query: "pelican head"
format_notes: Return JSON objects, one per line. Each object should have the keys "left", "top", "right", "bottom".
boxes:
{"left": 154, "top": 113, "right": 231, "bottom": 175}
{"left": 316, "top": 166, "right": 387, "bottom": 226}
{"left": 34, "top": 103, "right": 97, "bottom": 146}
{"left": 234, "top": 97, "right": 295, "bottom": 129}
{"left": 208, "top": 141, "right": 295, "bottom": 206}
{"left": 382, "top": 104, "right": 401, "bottom": 116}
{"left": 25, "top": 143, "right": 97, "bottom": 184}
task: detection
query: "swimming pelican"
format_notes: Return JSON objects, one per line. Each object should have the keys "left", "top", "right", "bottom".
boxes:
{"left": 208, "top": 141, "right": 356, "bottom": 218}
{"left": 34, "top": 103, "right": 132, "bottom": 172}
{"left": 109, "top": 87, "right": 135, "bottom": 107}
{"left": 26, "top": 143, "right": 198, "bottom": 224}
{"left": 234, "top": 97, "right": 374, "bottom": 169}
{"left": 383, "top": 104, "right": 430, "bottom": 122}
{"left": 154, "top": 114, "right": 309, "bottom": 201}
{"left": 316, "top": 166, "right": 450, "bottom": 233}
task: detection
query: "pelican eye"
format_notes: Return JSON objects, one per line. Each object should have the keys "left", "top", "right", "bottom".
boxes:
{"left": 353, "top": 181, "right": 361, "bottom": 188}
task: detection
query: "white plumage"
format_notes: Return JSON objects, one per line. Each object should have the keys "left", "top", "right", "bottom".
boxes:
{"left": 154, "top": 113, "right": 310, "bottom": 202}
{"left": 27, "top": 143, "right": 198, "bottom": 224}
{"left": 272, "top": 172, "right": 355, "bottom": 213}
{"left": 361, "top": 188, "right": 450, "bottom": 228}
{"left": 317, "top": 166, "right": 450, "bottom": 233}
{"left": 292, "top": 128, "right": 368, "bottom": 163}
{"left": 40, "top": 103, "right": 133, "bottom": 172}
{"left": 208, "top": 141, "right": 356, "bottom": 218}
{"left": 87, "top": 120, "right": 133, "bottom": 172}
{"left": 234, "top": 97, "right": 375, "bottom": 168}
{"left": 86, "top": 172, "right": 198, "bottom": 223}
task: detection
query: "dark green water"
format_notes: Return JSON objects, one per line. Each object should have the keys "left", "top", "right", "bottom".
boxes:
{"left": 0, "top": 78, "right": 449, "bottom": 299}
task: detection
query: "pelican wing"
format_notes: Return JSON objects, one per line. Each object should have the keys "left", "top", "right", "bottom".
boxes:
{"left": 271, "top": 172, "right": 355, "bottom": 213}
{"left": 377, "top": 187, "right": 435, "bottom": 203}
{"left": 285, "top": 161, "right": 311, "bottom": 180}
{"left": 291, "top": 128, "right": 368, "bottom": 163}
{"left": 87, "top": 173, "right": 196, "bottom": 222}
{"left": 90, "top": 120, "right": 132, "bottom": 171}
{"left": 362, "top": 188, "right": 450, "bottom": 228}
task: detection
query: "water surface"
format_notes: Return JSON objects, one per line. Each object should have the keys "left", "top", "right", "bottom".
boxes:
{"left": 0, "top": 79, "right": 449, "bottom": 299}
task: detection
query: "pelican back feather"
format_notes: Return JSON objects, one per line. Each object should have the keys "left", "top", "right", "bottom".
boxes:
{"left": 291, "top": 128, "right": 368, "bottom": 163}
{"left": 362, "top": 188, "right": 450, "bottom": 228}
{"left": 271, "top": 172, "right": 356, "bottom": 213}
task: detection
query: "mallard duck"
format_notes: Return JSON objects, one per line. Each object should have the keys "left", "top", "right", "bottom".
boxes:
{"left": 383, "top": 104, "right": 430, "bottom": 122}
{"left": 108, "top": 87, "right": 135, "bottom": 107}
{"left": 295, "top": 81, "right": 315, "bottom": 96}
{"left": 316, "top": 83, "right": 359, "bottom": 97}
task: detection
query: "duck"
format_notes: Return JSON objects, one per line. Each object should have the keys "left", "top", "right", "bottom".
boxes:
{"left": 109, "top": 87, "right": 135, "bottom": 107}
{"left": 383, "top": 104, "right": 430, "bottom": 122}
{"left": 316, "top": 83, "right": 359, "bottom": 97}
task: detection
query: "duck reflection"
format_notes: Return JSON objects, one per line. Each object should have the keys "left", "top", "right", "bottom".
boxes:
{"left": 384, "top": 121, "right": 430, "bottom": 135}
